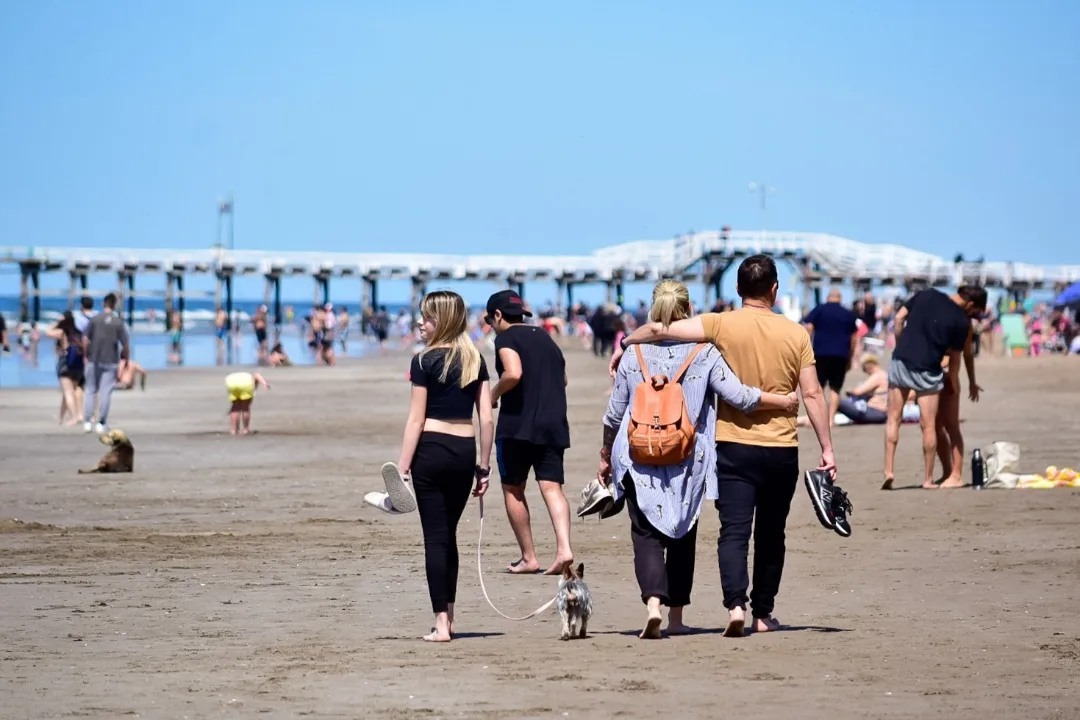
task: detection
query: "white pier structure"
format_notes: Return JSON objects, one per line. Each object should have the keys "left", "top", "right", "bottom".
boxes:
{"left": 3, "top": 229, "right": 1079, "bottom": 325}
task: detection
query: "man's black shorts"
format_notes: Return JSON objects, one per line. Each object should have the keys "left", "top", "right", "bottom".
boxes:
{"left": 816, "top": 355, "right": 849, "bottom": 392}
{"left": 496, "top": 438, "right": 565, "bottom": 485}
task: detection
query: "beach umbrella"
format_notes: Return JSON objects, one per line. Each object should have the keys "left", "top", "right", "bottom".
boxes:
{"left": 1053, "top": 281, "right": 1080, "bottom": 307}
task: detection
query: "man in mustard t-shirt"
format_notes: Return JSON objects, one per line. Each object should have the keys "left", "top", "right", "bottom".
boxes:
{"left": 612, "top": 255, "right": 842, "bottom": 636}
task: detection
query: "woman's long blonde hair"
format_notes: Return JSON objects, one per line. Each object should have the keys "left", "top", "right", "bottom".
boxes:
{"left": 649, "top": 279, "right": 692, "bottom": 327}
{"left": 420, "top": 290, "right": 481, "bottom": 387}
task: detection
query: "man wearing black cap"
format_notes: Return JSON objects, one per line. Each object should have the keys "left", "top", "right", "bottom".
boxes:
{"left": 486, "top": 290, "right": 574, "bottom": 576}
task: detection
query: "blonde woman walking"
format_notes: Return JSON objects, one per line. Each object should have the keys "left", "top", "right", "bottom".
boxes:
{"left": 369, "top": 290, "right": 495, "bottom": 643}
{"left": 597, "top": 280, "right": 797, "bottom": 638}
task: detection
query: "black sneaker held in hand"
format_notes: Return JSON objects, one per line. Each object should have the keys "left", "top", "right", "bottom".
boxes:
{"left": 804, "top": 470, "right": 853, "bottom": 538}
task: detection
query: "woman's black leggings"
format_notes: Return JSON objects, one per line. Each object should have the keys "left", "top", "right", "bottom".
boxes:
{"left": 412, "top": 432, "right": 477, "bottom": 613}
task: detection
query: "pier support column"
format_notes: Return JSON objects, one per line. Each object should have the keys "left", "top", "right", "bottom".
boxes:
{"left": 19, "top": 266, "right": 29, "bottom": 322}
{"left": 125, "top": 272, "right": 136, "bottom": 328}
{"left": 605, "top": 277, "right": 624, "bottom": 307}
{"left": 31, "top": 267, "right": 41, "bottom": 324}
{"left": 362, "top": 275, "right": 377, "bottom": 333}
{"left": 164, "top": 273, "right": 174, "bottom": 317}
{"left": 706, "top": 257, "right": 734, "bottom": 309}
{"left": 68, "top": 271, "right": 79, "bottom": 310}
{"left": 565, "top": 281, "right": 575, "bottom": 310}
{"left": 313, "top": 272, "right": 331, "bottom": 308}
{"left": 799, "top": 258, "right": 820, "bottom": 315}
{"left": 364, "top": 276, "right": 379, "bottom": 313}
{"left": 265, "top": 273, "right": 282, "bottom": 334}
{"left": 176, "top": 274, "right": 186, "bottom": 325}
{"left": 410, "top": 276, "right": 428, "bottom": 319}
{"left": 21, "top": 264, "right": 42, "bottom": 324}
{"left": 221, "top": 271, "right": 234, "bottom": 333}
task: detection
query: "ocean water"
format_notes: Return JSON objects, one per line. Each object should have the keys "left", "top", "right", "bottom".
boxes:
{"left": 0, "top": 295, "right": 425, "bottom": 389}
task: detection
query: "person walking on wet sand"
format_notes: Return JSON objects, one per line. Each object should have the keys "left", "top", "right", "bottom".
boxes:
{"left": 487, "top": 290, "right": 574, "bottom": 576}
{"left": 882, "top": 285, "right": 986, "bottom": 490}
{"left": 83, "top": 293, "right": 130, "bottom": 435}
{"left": 614, "top": 255, "right": 839, "bottom": 637}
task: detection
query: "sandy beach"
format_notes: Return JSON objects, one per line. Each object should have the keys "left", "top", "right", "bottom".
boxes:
{"left": 1, "top": 345, "right": 1078, "bottom": 720}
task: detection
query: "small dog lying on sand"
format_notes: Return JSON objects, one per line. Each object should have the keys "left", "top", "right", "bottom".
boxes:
{"left": 556, "top": 563, "right": 592, "bottom": 640}
{"left": 78, "top": 429, "right": 134, "bottom": 474}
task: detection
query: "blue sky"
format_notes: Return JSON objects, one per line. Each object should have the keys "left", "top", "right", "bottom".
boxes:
{"left": 1, "top": 1, "right": 1077, "bottom": 306}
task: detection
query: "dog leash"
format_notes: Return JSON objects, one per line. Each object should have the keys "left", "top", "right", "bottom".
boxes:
{"left": 475, "top": 496, "right": 559, "bottom": 621}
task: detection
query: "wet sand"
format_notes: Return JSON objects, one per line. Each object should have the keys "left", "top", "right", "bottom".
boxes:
{"left": 1, "top": 346, "right": 1078, "bottom": 719}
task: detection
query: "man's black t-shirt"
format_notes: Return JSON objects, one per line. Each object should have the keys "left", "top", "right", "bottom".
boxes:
{"left": 494, "top": 324, "right": 570, "bottom": 448}
{"left": 893, "top": 289, "right": 971, "bottom": 372}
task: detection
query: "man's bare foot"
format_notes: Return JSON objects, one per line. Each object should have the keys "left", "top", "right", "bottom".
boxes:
{"left": 921, "top": 480, "right": 939, "bottom": 489}
{"left": 752, "top": 616, "right": 781, "bottom": 633}
{"left": 640, "top": 598, "right": 662, "bottom": 639}
{"left": 543, "top": 555, "right": 573, "bottom": 576}
{"left": 506, "top": 558, "right": 541, "bottom": 574}
{"left": 723, "top": 607, "right": 746, "bottom": 638}
{"left": 939, "top": 476, "right": 965, "bottom": 488}
{"left": 229, "top": 429, "right": 238, "bottom": 436}
{"left": 240, "top": 429, "right": 251, "bottom": 436}
{"left": 880, "top": 476, "right": 894, "bottom": 490}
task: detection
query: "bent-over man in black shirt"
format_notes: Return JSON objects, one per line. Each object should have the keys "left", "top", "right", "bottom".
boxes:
{"left": 486, "top": 290, "right": 574, "bottom": 576}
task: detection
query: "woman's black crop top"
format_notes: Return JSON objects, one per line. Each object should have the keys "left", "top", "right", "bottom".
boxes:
{"left": 409, "top": 349, "right": 489, "bottom": 420}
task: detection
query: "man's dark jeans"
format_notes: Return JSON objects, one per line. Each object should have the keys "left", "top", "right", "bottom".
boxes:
{"left": 714, "top": 441, "right": 799, "bottom": 619}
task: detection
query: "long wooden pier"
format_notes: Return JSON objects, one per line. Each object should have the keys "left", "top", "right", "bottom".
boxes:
{"left": 3, "top": 229, "right": 1078, "bottom": 325}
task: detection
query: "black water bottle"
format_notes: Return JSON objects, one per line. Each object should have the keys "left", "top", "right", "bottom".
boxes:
{"left": 971, "top": 449, "right": 985, "bottom": 490}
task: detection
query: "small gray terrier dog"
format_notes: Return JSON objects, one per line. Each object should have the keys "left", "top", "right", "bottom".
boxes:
{"left": 555, "top": 563, "right": 593, "bottom": 640}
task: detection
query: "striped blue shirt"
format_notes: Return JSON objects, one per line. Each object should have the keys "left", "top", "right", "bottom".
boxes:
{"left": 602, "top": 342, "right": 762, "bottom": 539}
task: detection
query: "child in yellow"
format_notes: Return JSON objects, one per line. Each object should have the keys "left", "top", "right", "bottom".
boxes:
{"left": 225, "top": 371, "right": 270, "bottom": 435}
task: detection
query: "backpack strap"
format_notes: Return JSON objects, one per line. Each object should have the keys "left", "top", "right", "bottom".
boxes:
{"left": 633, "top": 345, "right": 652, "bottom": 382}
{"left": 672, "top": 343, "right": 708, "bottom": 427}
{"left": 671, "top": 343, "right": 707, "bottom": 383}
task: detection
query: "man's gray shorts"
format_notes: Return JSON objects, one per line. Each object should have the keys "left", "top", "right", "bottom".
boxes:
{"left": 887, "top": 357, "right": 943, "bottom": 396}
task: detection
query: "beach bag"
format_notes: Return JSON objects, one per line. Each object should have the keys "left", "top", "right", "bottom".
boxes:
{"left": 627, "top": 344, "right": 705, "bottom": 466}
{"left": 984, "top": 441, "right": 1021, "bottom": 489}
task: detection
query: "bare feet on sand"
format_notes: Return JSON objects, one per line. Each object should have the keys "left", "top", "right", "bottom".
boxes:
{"left": 424, "top": 613, "right": 452, "bottom": 642}
{"left": 423, "top": 629, "right": 451, "bottom": 642}
{"left": 665, "top": 607, "right": 690, "bottom": 636}
{"left": 938, "top": 476, "right": 965, "bottom": 488}
{"left": 542, "top": 556, "right": 573, "bottom": 576}
{"left": 640, "top": 599, "right": 662, "bottom": 639}
{"left": 921, "top": 479, "right": 938, "bottom": 489}
{"left": 506, "top": 558, "right": 541, "bottom": 574}
{"left": 752, "top": 616, "right": 781, "bottom": 633}
{"left": 723, "top": 607, "right": 746, "bottom": 637}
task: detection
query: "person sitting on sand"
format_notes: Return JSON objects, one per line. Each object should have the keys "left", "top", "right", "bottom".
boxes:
{"left": 596, "top": 280, "right": 797, "bottom": 639}
{"left": 115, "top": 358, "right": 148, "bottom": 391}
{"left": 797, "top": 356, "right": 920, "bottom": 427}
{"left": 268, "top": 343, "right": 292, "bottom": 367}
{"left": 224, "top": 370, "right": 270, "bottom": 435}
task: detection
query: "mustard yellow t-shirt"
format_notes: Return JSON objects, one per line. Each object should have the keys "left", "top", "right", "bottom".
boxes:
{"left": 700, "top": 309, "right": 815, "bottom": 447}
